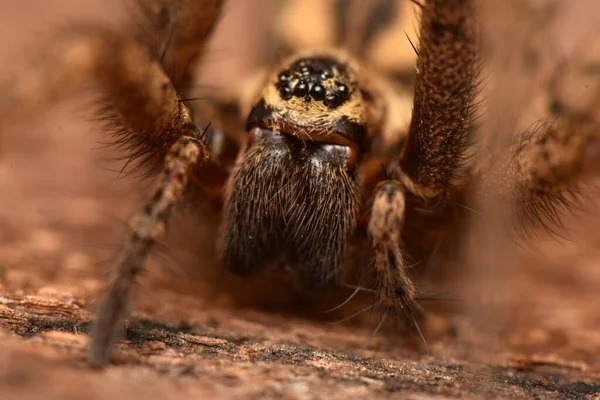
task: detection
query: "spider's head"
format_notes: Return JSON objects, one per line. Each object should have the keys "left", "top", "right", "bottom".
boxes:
{"left": 275, "top": 56, "right": 352, "bottom": 109}
{"left": 245, "top": 51, "right": 377, "bottom": 157}
{"left": 222, "top": 51, "right": 383, "bottom": 287}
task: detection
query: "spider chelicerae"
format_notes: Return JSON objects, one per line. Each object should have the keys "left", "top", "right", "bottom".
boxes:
{"left": 0, "top": 0, "right": 598, "bottom": 369}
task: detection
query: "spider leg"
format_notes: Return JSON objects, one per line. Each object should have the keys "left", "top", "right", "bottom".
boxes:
{"left": 398, "top": 0, "right": 478, "bottom": 200}
{"left": 0, "top": 0, "right": 225, "bottom": 171}
{"left": 478, "top": 38, "right": 600, "bottom": 237}
{"left": 367, "top": 179, "right": 431, "bottom": 344}
{"left": 131, "top": 0, "right": 224, "bottom": 94}
{"left": 90, "top": 132, "right": 206, "bottom": 368}
{"left": 0, "top": 26, "right": 195, "bottom": 170}
{"left": 365, "top": 0, "right": 477, "bottom": 318}
{"left": 478, "top": 119, "right": 599, "bottom": 237}
{"left": 0, "top": 2, "right": 227, "bottom": 367}
{"left": 368, "top": 180, "right": 417, "bottom": 311}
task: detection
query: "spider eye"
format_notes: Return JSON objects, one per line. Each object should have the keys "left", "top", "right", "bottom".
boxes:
{"left": 293, "top": 82, "right": 309, "bottom": 98}
{"left": 324, "top": 93, "right": 342, "bottom": 108}
{"left": 310, "top": 84, "right": 325, "bottom": 101}
{"left": 279, "top": 85, "right": 292, "bottom": 100}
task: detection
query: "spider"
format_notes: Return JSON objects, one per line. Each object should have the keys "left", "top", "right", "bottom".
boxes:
{"left": 0, "top": 0, "right": 598, "bottom": 370}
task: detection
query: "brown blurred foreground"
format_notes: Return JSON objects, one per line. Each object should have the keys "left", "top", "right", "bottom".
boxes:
{"left": 1, "top": 1, "right": 600, "bottom": 399}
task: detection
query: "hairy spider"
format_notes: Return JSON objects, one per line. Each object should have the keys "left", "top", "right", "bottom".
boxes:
{"left": 0, "top": 0, "right": 598, "bottom": 369}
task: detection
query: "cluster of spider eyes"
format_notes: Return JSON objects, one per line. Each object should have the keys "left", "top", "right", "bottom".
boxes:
{"left": 277, "top": 66, "right": 349, "bottom": 108}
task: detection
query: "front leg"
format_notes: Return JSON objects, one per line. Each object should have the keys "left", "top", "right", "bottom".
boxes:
{"left": 91, "top": 131, "right": 208, "bottom": 367}
{"left": 368, "top": 0, "right": 478, "bottom": 314}
{"left": 0, "top": 1, "right": 227, "bottom": 367}
{"left": 368, "top": 180, "right": 417, "bottom": 313}
{"left": 399, "top": 0, "right": 478, "bottom": 199}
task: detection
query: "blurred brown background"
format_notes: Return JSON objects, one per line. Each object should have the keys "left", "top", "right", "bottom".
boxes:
{"left": 1, "top": 1, "right": 600, "bottom": 399}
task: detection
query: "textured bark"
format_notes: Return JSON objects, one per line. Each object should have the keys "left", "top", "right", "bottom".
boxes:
{"left": 1, "top": 289, "right": 599, "bottom": 400}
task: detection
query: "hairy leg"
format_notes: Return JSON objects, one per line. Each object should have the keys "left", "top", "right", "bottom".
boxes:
{"left": 399, "top": 0, "right": 478, "bottom": 199}
{"left": 477, "top": 119, "right": 599, "bottom": 237}
{"left": 91, "top": 132, "right": 207, "bottom": 367}
{"left": 367, "top": 0, "right": 479, "bottom": 314}
{"left": 0, "top": 1, "right": 226, "bottom": 367}
{"left": 368, "top": 180, "right": 416, "bottom": 311}
{"left": 478, "top": 34, "right": 600, "bottom": 236}
{"left": 0, "top": 0, "right": 224, "bottom": 169}
{"left": 131, "top": 0, "right": 224, "bottom": 94}
{"left": 0, "top": 26, "right": 195, "bottom": 169}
